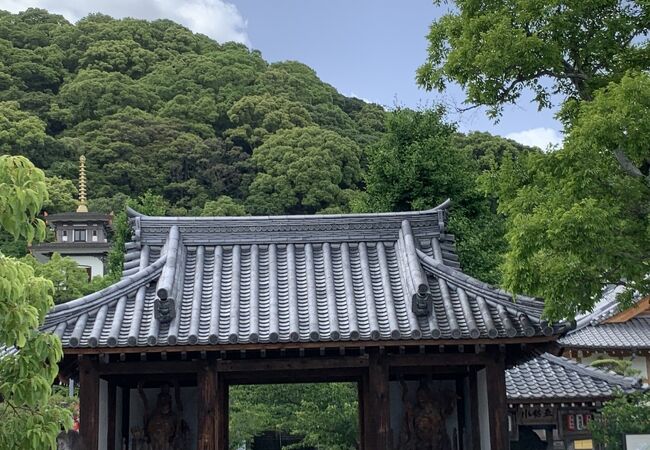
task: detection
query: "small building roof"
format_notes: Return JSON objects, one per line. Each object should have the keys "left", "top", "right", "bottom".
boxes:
{"left": 45, "top": 212, "right": 112, "bottom": 223}
{"left": 559, "top": 318, "right": 650, "bottom": 350}
{"left": 43, "top": 201, "right": 566, "bottom": 349}
{"left": 560, "top": 285, "right": 650, "bottom": 350}
{"left": 506, "top": 353, "right": 644, "bottom": 403}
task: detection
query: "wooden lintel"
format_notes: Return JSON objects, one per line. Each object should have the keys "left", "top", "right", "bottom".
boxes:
{"left": 387, "top": 352, "right": 494, "bottom": 367}
{"left": 96, "top": 360, "right": 198, "bottom": 375}
{"left": 216, "top": 355, "right": 369, "bottom": 372}
{"left": 63, "top": 336, "right": 554, "bottom": 355}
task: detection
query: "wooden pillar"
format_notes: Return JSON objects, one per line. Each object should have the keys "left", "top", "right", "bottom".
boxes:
{"left": 106, "top": 382, "right": 116, "bottom": 450}
{"left": 216, "top": 372, "right": 229, "bottom": 450}
{"left": 79, "top": 359, "right": 100, "bottom": 450}
{"left": 486, "top": 354, "right": 509, "bottom": 450}
{"left": 361, "top": 350, "right": 390, "bottom": 450}
{"left": 197, "top": 363, "right": 218, "bottom": 450}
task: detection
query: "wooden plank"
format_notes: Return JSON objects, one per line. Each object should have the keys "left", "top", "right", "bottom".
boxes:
{"left": 486, "top": 356, "right": 509, "bottom": 450}
{"left": 197, "top": 363, "right": 217, "bottom": 450}
{"left": 604, "top": 295, "right": 650, "bottom": 323}
{"left": 106, "top": 382, "right": 116, "bottom": 450}
{"left": 217, "top": 355, "right": 369, "bottom": 372}
{"left": 362, "top": 350, "right": 390, "bottom": 450}
{"left": 79, "top": 359, "right": 100, "bottom": 450}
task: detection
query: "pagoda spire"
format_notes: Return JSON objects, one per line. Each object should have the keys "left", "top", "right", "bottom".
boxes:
{"left": 76, "top": 155, "right": 88, "bottom": 213}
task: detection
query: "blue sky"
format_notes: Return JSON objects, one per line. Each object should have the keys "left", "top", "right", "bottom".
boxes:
{"left": 5, "top": 0, "right": 564, "bottom": 148}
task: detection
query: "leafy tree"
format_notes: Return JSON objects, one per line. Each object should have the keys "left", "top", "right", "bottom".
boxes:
{"left": 589, "top": 391, "right": 650, "bottom": 450}
{"left": 229, "top": 383, "right": 358, "bottom": 450}
{"left": 0, "top": 100, "right": 49, "bottom": 166}
{"left": 246, "top": 126, "right": 362, "bottom": 215}
{"left": 590, "top": 358, "right": 642, "bottom": 378}
{"left": 417, "top": 0, "right": 650, "bottom": 119}
{"left": 22, "top": 253, "right": 91, "bottom": 304}
{"left": 361, "top": 108, "right": 514, "bottom": 283}
{"left": 0, "top": 155, "right": 72, "bottom": 449}
{"left": 107, "top": 192, "right": 172, "bottom": 278}
{"left": 201, "top": 196, "right": 248, "bottom": 216}
{"left": 43, "top": 175, "right": 77, "bottom": 214}
{"left": 491, "top": 72, "right": 650, "bottom": 320}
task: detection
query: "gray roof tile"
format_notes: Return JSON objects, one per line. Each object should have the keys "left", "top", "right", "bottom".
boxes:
{"left": 43, "top": 202, "right": 565, "bottom": 348}
{"left": 560, "top": 318, "right": 650, "bottom": 349}
{"left": 506, "top": 353, "right": 643, "bottom": 402}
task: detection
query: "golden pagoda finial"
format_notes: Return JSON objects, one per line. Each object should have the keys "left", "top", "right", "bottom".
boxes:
{"left": 76, "top": 155, "right": 88, "bottom": 213}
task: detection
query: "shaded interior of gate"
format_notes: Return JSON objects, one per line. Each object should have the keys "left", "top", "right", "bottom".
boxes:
{"left": 80, "top": 346, "right": 508, "bottom": 450}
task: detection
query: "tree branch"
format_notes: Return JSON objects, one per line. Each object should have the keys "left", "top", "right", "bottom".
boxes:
{"left": 613, "top": 147, "right": 649, "bottom": 185}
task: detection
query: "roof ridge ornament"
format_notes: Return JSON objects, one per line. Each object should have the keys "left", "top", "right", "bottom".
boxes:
{"left": 76, "top": 155, "right": 88, "bottom": 213}
{"left": 399, "top": 220, "right": 434, "bottom": 317}
{"left": 155, "top": 226, "right": 182, "bottom": 325}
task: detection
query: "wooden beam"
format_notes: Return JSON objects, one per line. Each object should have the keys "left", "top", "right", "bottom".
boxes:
{"left": 362, "top": 350, "right": 390, "bottom": 450}
{"left": 197, "top": 363, "right": 217, "bottom": 450}
{"left": 387, "top": 352, "right": 493, "bottom": 367}
{"left": 79, "top": 359, "right": 100, "bottom": 450}
{"left": 96, "top": 361, "right": 198, "bottom": 375}
{"left": 486, "top": 355, "right": 509, "bottom": 450}
{"left": 63, "top": 336, "right": 555, "bottom": 355}
{"left": 216, "top": 355, "right": 369, "bottom": 372}
{"left": 604, "top": 295, "right": 650, "bottom": 323}
{"left": 216, "top": 374, "right": 229, "bottom": 450}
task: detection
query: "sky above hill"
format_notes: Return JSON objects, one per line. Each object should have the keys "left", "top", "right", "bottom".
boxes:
{"left": 4, "top": 0, "right": 564, "bottom": 149}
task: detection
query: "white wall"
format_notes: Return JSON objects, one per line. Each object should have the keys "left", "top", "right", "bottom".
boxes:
{"left": 477, "top": 369, "right": 490, "bottom": 450}
{"left": 71, "top": 255, "right": 105, "bottom": 278}
{"left": 128, "top": 386, "right": 198, "bottom": 449}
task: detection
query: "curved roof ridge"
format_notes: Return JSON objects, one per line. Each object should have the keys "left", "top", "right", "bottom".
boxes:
{"left": 127, "top": 199, "right": 452, "bottom": 221}
{"left": 43, "top": 254, "right": 166, "bottom": 328}
{"left": 416, "top": 249, "right": 545, "bottom": 318}
{"left": 541, "top": 353, "right": 643, "bottom": 389}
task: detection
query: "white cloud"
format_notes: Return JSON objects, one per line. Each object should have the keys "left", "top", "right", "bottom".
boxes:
{"left": 2, "top": 0, "right": 249, "bottom": 45}
{"left": 505, "top": 127, "right": 563, "bottom": 151}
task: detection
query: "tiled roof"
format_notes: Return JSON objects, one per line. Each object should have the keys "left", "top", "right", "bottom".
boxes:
{"left": 559, "top": 318, "right": 650, "bottom": 349}
{"left": 506, "top": 353, "right": 643, "bottom": 402}
{"left": 43, "top": 201, "right": 565, "bottom": 349}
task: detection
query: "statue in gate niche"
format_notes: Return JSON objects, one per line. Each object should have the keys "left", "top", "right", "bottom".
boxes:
{"left": 136, "top": 381, "right": 191, "bottom": 450}
{"left": 396, "top": 379, "right": 456, "bottom": 450}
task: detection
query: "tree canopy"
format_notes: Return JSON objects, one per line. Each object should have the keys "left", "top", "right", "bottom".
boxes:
{"left": 417, "top": 0, "right": 650, "bottom": 119}
{"left": 0, "top": 155, "right": 72, "bottom": 449}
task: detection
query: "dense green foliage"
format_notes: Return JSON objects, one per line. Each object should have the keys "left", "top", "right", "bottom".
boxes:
{"left": 488, "top": 72, "right": 650, "bottom": 320}
{"left": 417, "top": 0, "right": 650, "bottom": 120}
{"left": 0, "top": 8, "right": 384, "bottom": 215}
{"left": 420, "top": 0, "right": 650, "bottom": 319}
{"left": 229, "top": 383, "right": 358, "bottom": 450}
{"left": 360, "top": 108, "right": 534, "bottom": 283}
{"left": 0, "top": 155, "right": 72, "bottom": 449}
{"left": 589, "top": 391, "right": 650, "bottom": 450}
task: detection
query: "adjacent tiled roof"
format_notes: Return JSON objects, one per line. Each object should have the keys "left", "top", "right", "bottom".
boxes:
{"left": 506, "top": 353, "right": 644, "bottom": 402}
{"left": 43, "top": 201, "right": 565, "bottom": 349}
{"left": 559, "top": 318, "right": 650, "bottom": 349}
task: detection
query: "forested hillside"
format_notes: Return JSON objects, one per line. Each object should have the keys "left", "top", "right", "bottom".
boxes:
{"left": 0, "top": 8, "right": 385, "bottom": 214}
{"left": 0, "top": 8, "right": 534, "bottom": 284}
